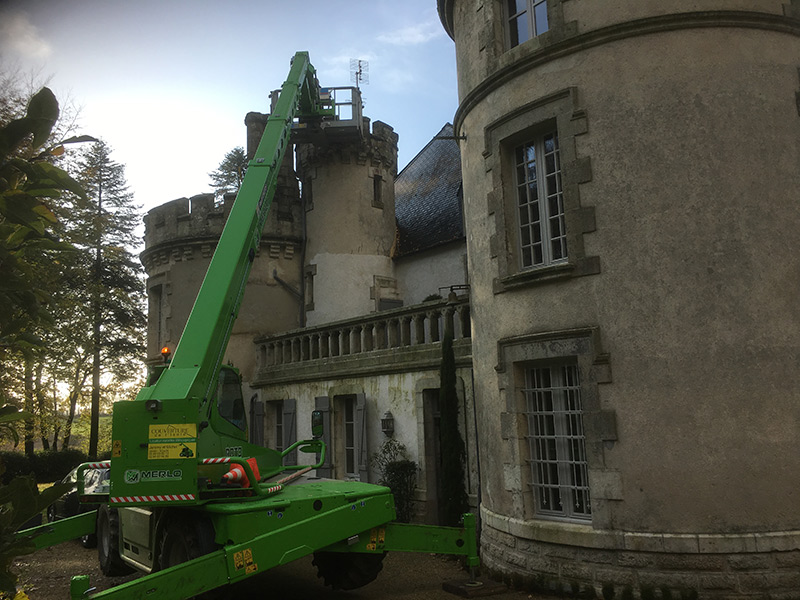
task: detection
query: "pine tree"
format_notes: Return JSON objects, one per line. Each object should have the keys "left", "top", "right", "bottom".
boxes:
{"left": 65, "top": 140, "right": 145, "bottom": 457}
{"left": 209, "top": 146, "right": 247, "bottom": 197}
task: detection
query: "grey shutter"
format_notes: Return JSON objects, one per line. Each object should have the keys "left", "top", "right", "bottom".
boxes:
{"left": 249, "top": 398, "right": 264, "bottom": 446}
{"left": 282, "top": 398, "right": 297, "bottom": 465}
{"left": 355, "top": 393, "right": 368, "bottom": 482}
{"left": 315, "top": 396, "right": 331, "bottom": 478}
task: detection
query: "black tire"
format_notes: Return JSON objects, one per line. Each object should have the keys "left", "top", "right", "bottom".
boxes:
{"left": 158, "top": 516, "right": 222, "bottom": 599}
{"left": 97, "top": 505, "right": 134, "bottom": 576}
{"left": 312, "top": 551, "right": 386, "bottom": 590}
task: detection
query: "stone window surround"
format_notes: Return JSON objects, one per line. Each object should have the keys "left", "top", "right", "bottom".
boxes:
{"left": 513, "top": 132, "right": 567, "bottom": 269}
{"left": 146, "top": 273, "right": 171, "bottom": 361}
{"left": 523, "top": 361, "right": 591, "bottom": 523}
{"left": 498, "top": 0, "right": 576, "bottom": 55}
{"left": 503, "top": 0, "right": 550, "bottom": 48}
{"left": 483, "top": 87, "right": 597, "bottom": 294}
{"left": 495, "top": 327, "right": 618, "bottom": 528}
{"left": 371, "top": 171, "right": 384, "bottom": 209}
{"left": 304, "top": 264, "right": 316, "bottom": 312}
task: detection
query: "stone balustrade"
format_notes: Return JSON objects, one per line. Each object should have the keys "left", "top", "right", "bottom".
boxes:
{"left": 254, "top": 296, "right": 471, "bottom": 375}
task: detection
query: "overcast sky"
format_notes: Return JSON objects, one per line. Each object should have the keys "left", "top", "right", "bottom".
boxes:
{"left": 0, "top": 0, "right": 458, "bottom": 221}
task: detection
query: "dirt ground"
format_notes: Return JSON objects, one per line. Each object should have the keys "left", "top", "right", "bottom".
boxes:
{"left": 14, "top": 540, "right": 137, "bottom": 598}
{"left": 14, "top": 540, "right": 553, "bottom": 600}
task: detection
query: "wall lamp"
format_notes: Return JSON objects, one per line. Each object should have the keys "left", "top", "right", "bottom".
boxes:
{"left": 381, "top": 411, "right": 395, "bottom": 437}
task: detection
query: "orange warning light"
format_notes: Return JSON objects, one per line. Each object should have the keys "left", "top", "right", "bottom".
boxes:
{"left": 161, "top": 346, "right": 171, "bottom": 363}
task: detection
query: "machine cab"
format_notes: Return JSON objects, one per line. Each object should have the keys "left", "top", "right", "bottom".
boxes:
{"left": 210, "top": 365, "right": 247, "bottom": 440}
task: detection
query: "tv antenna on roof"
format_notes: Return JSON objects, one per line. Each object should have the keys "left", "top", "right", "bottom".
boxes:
{"left": 350, "top": 59, "right": 369, "bottom": 89}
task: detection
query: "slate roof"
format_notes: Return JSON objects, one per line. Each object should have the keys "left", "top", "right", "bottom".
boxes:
{"left": 394, "top": 123, "right": 463, "bottom": 257}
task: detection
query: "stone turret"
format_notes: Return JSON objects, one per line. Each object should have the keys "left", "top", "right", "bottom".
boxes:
{"left": 140, "top": 122, "right": 304, "bottom": 381}
{"left": 296, "top": 119, "right": 400, "bottom": 326}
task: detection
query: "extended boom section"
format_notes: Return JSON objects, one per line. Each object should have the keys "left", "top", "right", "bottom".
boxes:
{"left": 136, "top": 51, "right": 331, "bottom": 406}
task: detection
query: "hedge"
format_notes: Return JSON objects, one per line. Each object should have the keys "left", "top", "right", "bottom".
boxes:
{"left": 0, "top": 449, "right": 93, "bottom": 484}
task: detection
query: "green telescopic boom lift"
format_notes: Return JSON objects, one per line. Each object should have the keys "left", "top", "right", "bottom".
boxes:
{"left": 16, "top": 52, "right": 479, "bottom": 600}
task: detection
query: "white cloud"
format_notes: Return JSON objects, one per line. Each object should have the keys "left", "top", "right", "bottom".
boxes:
{"left": 377, "top": 18, "right": 444, "bottom": 46}
{"left": 0, "top": 11, "right": 51, "bottom": 60}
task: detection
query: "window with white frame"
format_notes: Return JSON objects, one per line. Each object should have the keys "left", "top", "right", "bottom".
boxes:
{"left": 506, "top": 0, "right": 549, "bottom": 48}
{"left": 515, "top": 132, "right": 566, "bottom": 269}
{"left": 524, "top": 364, "right": 591, "bottom": 521}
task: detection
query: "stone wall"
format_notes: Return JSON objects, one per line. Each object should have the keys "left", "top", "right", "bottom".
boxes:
{"left": 297, "top": 120, "right": 401, "bottom": 326}
{"left": 438, "top": 0, "right": 800, "bottom": 596}
{"left": 481, "top": 516, "right": 800, "bottom": 598}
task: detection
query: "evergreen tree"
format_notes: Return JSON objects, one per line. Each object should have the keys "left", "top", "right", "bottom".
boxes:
{"left": 209, "top": 146, "right": 247, "bottom": 197}
{"left": 66, "top": 140, "right": 145, "bottom": 457}
{"left": 0, "top": 86, "right": 89, "bottom": 455}
{"left": 438, "top": 329, "right": 469, "bottom": 526}
{"left": 0, "top": 73, "right": 142, "bottom": 457}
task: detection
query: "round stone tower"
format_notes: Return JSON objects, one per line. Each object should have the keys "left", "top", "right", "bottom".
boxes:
{"left": 296, "top": 119, "right": 399, "bottom": 326}
{"left": 140, "top": 145, "right": 304, "bottom": 384}
{"left": 438, "top": 1, "right": 800, "bottom": 597}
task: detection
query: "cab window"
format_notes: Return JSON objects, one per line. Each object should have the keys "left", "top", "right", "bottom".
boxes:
{"left": 217, "top": 369, "right": 246, "bottom": 431}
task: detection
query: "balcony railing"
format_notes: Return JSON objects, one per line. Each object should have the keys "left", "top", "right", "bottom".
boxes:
{"left": 254, "top": 296, "right": 470, "bottom": 374}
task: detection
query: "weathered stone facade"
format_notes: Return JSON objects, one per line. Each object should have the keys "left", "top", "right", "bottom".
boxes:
{"left": 297, "top": 119, "right": 400, "bottom": 326}
{"left": 438, "top": 0, "right": 800, "bottom": 597}
{"left": 141, "top": 104, "right": 475, "bottom": 525}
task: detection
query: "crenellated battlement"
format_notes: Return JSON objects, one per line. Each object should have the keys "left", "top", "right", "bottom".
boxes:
{"left": 140, "top": 187, "right": 303, "bottom": 276}
{"left": 296, "top": 119, "right": 399, "bottom": 176}
{"left": 143, "top": 193, "right": 235, "bottom": 249}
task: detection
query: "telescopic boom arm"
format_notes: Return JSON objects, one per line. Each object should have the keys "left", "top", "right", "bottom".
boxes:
{"left": 136, "top": 51, "right": 331, "bottom": 406}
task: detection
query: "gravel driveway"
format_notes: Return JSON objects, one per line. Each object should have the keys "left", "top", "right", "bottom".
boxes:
{"left": 15, "top": 539, "right": 553, "bottom": 600}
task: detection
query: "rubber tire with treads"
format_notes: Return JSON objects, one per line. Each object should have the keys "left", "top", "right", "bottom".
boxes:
{"left": 97, "top": 505, "right": 134, "bottom": 576}
{"left": 312, "top": 551, "right": 387, "bottom": 590}
{"left": 158, "top": 516, "right": 223, "bottom": 599}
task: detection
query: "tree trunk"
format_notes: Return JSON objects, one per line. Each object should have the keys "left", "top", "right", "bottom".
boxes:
{"left": 62, "top": 389, "right": 78, "bottom": 450}
{"left": 89, "top": 327, "right": 100, "bottom": 459}
{"left": 63, "top": 358, "right": 89, "bottom": 450}
{"left": 50, "top": 374, "right": 59, "bottom": 451}
{"left": 23, "top": 356, "right": 35, "bottom": 457}
{"left": 89, "top": 173, "right": 103, "bottom": 460}
{"left": 35, "top": 360, "right": 50, "bottom": 451}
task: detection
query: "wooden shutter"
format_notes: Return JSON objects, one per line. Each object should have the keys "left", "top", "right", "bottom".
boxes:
{"left": 315, "top": 396, "right": 331, "bottom": 478}
{"left": 249, "top": 397, "right": 264, "bottom": 446}
{"left": 282, "top": 398, "right": 297, "bottom": 465}
{"left": 355, "top": 393, "right": 368, "bottom": 482}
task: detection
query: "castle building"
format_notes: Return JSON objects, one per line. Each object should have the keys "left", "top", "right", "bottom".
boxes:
{"left": 141, "top": 106, "right": 479, "bottom": 524}
{"left": 143, "top": 2, "right": 800, "bottom": 595}
{"left": 436, "top": 0, "right": 800, "bottom": 597}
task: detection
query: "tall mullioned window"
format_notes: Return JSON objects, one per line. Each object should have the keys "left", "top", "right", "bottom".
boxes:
{"left": 515, "top": 132, "right": 566, "bottom": 269}
{"left": 507, "top": 0, "right": 549, "bottom": 48}
{"left": 524, "top": 364, "right": 591, "bottom": 521}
